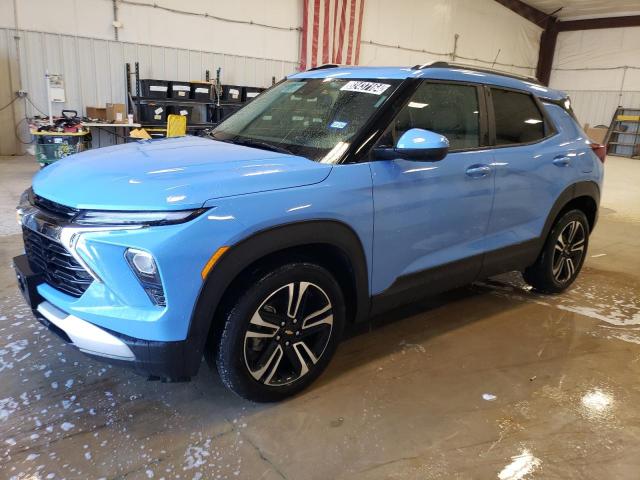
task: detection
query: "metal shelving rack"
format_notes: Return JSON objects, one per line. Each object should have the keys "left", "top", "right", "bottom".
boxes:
{"left": 125, "top": 62, "right": 217, "bottom": 136}
{"left": 605, "top": 107, "right": 640, "bottom": 159}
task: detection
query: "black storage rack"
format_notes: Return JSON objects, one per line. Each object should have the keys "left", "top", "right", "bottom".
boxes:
{"left": 125, "top": 62, "right": 218, "bottom": 135}
{"left": 125, "top": 63, "right": 270, "bottom": 137}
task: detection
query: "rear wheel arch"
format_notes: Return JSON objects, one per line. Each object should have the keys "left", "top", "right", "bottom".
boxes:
{"left": 541, "top": 181, "right": 600, "bottom": 242}
{"left": 182, "top": 220, "right": 370, "bottom": 376}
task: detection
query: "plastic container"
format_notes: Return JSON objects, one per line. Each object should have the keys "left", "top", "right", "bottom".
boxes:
{"left": 139, "top": 79, "right": 169, "bottom": 99}
{"left": 221, "top": 85, "right": 242, "bottom": 103}
{"left": 167, "top": 105, "right": 194, "bottom": 119}
{"left": 190, "top": 82, "right": 212, "bottom": 101}
{"left": 213, "top": 104, "right": 243, "bottom": 123}
{"left": 138, "top": 103, "right": 167, "bottom": 124}
{"left": 169, "top": 81, "right": 191, "bottom": 99}
{"left": 33, "top": 131, "right": 91, "bottom": 166}
{"left": 242, "top": 87, "right": 264, "bottom": 102}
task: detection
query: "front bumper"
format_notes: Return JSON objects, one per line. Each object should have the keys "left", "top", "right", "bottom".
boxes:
{"left": 37, "top": 301, "right": 135, "bottom": 360}
{"left": 14, "top": 254, "right": 193, "bottom": 380}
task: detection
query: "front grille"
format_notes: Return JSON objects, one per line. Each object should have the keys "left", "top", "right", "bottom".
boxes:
{"left": 32, "top": 193, "right": 79, "bottom": 220}
{"left": 22, "top": 227, "right": 93, "bottom": 297}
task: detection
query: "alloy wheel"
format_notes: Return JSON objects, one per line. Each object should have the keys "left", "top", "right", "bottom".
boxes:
{"left": 552, "top": 220, "right": 586, "bottom": 284}
{"left": 243, "top": 281, "right": 333, "bottom": 386}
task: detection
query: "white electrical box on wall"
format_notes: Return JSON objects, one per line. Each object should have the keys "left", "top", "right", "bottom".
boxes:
{"left": 47, "top": 74, "right": 66, "bottom": 103}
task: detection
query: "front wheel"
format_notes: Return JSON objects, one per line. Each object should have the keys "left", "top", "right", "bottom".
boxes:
{"left": 524, "top": 209, "right": 589, "bottom": 293}
{"left": 215, "top": 262, "right": 345, "bottom": 402}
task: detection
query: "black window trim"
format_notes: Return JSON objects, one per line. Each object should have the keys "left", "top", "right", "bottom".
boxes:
{"left": 485, "top": 85, "right": 559, "bottom": 149}
{"left": 344, "top": 77, "right": 421, "bottom": 164}
{"left": 350, "top": 78, "right": 493, "bottom": 163}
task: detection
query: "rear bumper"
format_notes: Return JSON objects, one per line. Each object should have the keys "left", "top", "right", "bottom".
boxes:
{"left": 14, "top": 254, "right": 194, "bottom": 381}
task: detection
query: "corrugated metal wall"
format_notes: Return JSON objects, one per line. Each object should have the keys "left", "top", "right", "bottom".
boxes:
{"left": 0, "top": 28, "right": 27, "bottom": 156}
{"left": 0, "top": 27, "right": 299, "bottom": 155}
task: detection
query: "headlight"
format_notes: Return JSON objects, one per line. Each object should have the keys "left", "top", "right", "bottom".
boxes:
{"left": 16, "top": 188, "right": 32, "bottom": 225}
{"left": 74, "top": 208, "right": 207, "bottom": 226}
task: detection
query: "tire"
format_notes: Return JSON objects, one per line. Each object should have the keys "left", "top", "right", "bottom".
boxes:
{"left": 524, "top": 209, "right": 590, "bottom": 293}
{"left": 215, "top": 262, "right": 345, "bottom": 402}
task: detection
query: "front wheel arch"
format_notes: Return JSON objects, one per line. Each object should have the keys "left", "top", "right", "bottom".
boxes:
{"left": 182, "top": 220, "right": 370, "bottom": 377}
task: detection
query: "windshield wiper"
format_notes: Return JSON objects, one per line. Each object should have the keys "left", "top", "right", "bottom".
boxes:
{"left": 208, "top": 132, "right": 233, "bottom": 143}
{"left": 232, "top": 138, "right": 293, "bottom": 155}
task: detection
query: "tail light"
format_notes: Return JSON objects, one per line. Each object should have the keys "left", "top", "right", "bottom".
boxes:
{"left": 590, "top": 143, "right": 606, "bottom": 164}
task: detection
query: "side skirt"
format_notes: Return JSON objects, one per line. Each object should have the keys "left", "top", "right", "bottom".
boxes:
{"left": 478, "top": 238, "right": 542, "bottom": 279}
{"left": 370, "top": 255, "right": 482, "bottom": 316}
{"left": 369, "top": 238, "right": 542, "bottom": 317}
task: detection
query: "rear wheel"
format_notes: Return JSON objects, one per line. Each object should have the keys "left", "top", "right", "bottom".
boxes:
{"left": 215, "top": 262, "right": 345, "bottom": 402}
{"left": 524, "top": 209, "right": 589, "bottom": 293}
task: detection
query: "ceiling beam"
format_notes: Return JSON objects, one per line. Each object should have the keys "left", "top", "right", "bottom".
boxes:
{"left": 493, "top": 1, "right": 640, "bottom": 85}
{"left": 493, "top": 0, "right": 552, "bottom": 27}
{"left": 558, "top": 15, "right": 640, "bottom": 31}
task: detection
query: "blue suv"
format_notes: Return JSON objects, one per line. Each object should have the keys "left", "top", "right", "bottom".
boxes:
{"left": 14, "top": 63, "right": 604, "bottom": 401}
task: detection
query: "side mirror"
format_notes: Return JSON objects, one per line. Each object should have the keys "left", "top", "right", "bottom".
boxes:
{"left": 394, "top": 128, "right": 449, "bottom": 161}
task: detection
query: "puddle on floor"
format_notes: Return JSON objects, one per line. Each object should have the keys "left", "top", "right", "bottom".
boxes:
{"left": 474, "top": 268, "right": 640, "bottom": 346}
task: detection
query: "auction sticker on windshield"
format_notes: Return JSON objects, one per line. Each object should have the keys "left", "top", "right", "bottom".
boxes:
{"left": 340, "top": 81, "right": 391, "bottom": 95}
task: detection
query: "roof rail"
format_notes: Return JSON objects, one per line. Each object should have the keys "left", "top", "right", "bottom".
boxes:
{"left": 307, "top": 64, "right": 340, "bottom": 71}
{"left": 412, "top": 61, "right": 541, "bottom": 85}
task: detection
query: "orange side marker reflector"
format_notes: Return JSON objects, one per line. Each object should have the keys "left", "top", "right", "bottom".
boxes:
{"left": 201, "top": 246, "right": 230, "bottom": 280}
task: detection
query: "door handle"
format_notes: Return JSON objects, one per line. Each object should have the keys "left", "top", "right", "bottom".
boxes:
{"left": 465, "top": 164, "right": 491, "bottom": 178}
{"left": 553, "top": 156, "right": 571, "bottom": 167}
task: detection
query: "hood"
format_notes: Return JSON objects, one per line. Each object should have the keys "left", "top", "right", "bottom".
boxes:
{"left": 32, "top": 136, "right": 333, "bottom": 210}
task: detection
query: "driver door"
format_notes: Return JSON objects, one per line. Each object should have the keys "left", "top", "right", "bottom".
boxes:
{"left": 369, "top": 81, "right": 495, "bottom": 302}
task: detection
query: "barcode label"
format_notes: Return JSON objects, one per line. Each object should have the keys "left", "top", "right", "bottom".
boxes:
{"left": 340, "top": 81, "right": 391, "bottom": 95}
{"left": 149, "top": 85, "right": 168, "bottom": 92}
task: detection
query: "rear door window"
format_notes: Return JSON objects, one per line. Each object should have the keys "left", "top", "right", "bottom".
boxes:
{"left": 491, "top": 88, "right": 547, "bottom": 145}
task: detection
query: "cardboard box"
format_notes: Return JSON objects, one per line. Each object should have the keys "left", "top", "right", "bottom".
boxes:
{"left": 583, "top": 124, "right": 608, "bottom": 144}
{"left": 86, "top": 106, "right": 107, "bottom": 121}
{"left": 106, "top": 103, "right": 127, "bottom": 123}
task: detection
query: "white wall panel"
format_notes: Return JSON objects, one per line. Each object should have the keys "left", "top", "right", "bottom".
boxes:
{"left": 0, "top": 27, "right": 298, "bottom": 154}
{"left": 565, "top": 90, "right": 640, "bottom": 127}
{"left": 550, "top": 27, "right": 640, "bottom": 127}
{"left": 0, "top": 0, "right": 302, "bottom": 62}
{"left": 360, "top": 0, "right": 542, "bottom": 76}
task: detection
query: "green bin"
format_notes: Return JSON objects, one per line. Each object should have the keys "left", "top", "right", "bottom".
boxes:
{"left": 32, "top": 130, "right": 91, "bottom": 167}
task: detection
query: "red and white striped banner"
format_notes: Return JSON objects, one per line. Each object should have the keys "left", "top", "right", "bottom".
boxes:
{"left": 300, "top": 0, "right": 366, "bottom": 71}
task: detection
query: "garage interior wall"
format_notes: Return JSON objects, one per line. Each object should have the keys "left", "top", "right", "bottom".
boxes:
{"left": 549, "top": 26, "right": 640, "bottom": 127}
{"left": 0, "top": 0, "right": 542, "bottom": 155}
{"left": 359, "top": 0, "right": 542, "bottom": 76}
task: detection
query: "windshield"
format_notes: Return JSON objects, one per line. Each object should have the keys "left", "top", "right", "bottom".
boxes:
{"left": 210, "top": 78, "right": 402, "bottom": 162}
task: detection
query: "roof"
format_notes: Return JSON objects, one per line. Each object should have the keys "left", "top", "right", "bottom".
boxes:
{"left": 521, "top": 0, "right": 640, "bottom": 21}
{"left": 289, "top": 65, "right": 567, "bottom": 101}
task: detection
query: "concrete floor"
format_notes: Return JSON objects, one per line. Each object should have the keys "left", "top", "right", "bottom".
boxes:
{"left": 0, "top": 154, "right": 639, "bottom": 480}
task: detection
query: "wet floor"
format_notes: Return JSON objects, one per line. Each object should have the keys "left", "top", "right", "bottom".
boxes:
{"left": 1, "top": 155, "right": 640, "bottom": 479}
